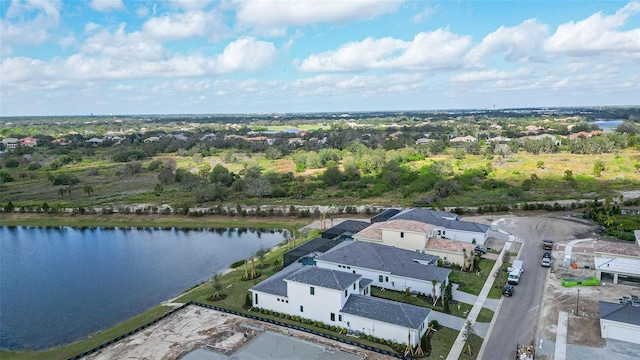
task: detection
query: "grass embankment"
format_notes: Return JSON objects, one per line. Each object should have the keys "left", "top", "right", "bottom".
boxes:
{"left": 0, "top": 213, "right": 311, "bottom": 230}
{"left": 458, "top": 334, "right": 484, "bottom": 360}
{"left": 449, "top": 259, "right": 496, "bottom": 295}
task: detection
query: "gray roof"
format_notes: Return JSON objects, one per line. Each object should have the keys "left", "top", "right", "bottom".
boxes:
{"left": 250, "top": 262, "right": 303, "bottom": 297}
{"left": 316, "top": 241, "right": 451, "bottom": 283}
{"left": 285, "top": 266, "right": 361, "bottom": 291}
{"left": 389, "top": 208, "right": 488, "bottom": 233}
{"left": 359, "top": 278, "right": 373, "bottom": 288}
{"left": 341, "top": 294, "right": 430, "bottom": 329}
{"left": 599, "top": 301, "right": 640, "bottom": 326}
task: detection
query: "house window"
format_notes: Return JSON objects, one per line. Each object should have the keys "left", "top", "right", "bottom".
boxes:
{"left": 379, "top": 275, "right": 383, "bottom": 282}
{"left": 385, "top": 276, "right": 389, "bottom": 282}
{"left": 300, "top": 306, "right": 304, "bottom": 313}
{"left": 364, "top": 288, "right": 368, "bottom": 295}
{"left": 437, "top": 230, "right": 441, "bottom": 235}
{"left": 286, "top": 300, "right": 289, "bottom": 303}
{"left": 443, "top": 231, "right": 446, "bottom": 235}
{"left": 339, "top": 315, "right": 342, "bottom": 321}
{"left": 310, "top": 286, "right": 315, "bottom": 295}
{"left": 400, "top": 232, "right": 404, "bottom": 238}
{"left": 353, "top": 283, "right": 356, "bottom": 290}
{"left": 331, "top": 313, "right": 335, "bottom": 321}
{"left": 277, "top": 298, "right": 280, "bottom": 302}
{"left": 255, "top": 293, "right": 258, "bottom": 305}
{"left": 345, "top": 289, "right": 348, "bottom": 297}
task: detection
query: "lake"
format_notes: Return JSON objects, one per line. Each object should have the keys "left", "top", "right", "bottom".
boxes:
{"left": 591, "top": 119, "right": 624, "bottom": 132}
{"left": 0, "top": 226, "right": 286, "bottom": 351}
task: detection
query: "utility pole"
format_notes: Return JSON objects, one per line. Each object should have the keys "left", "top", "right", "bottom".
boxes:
{"left": 576, "top": 289, "right": 580, "bottom": 315}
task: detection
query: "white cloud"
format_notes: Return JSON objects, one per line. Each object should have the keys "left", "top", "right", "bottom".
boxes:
{"left": 143, "top": 12, "right": 208, "bottom": 40}
{"left": 84, "top": 22, "right": 101, "bottom": 33}
{"left": 217, "top": 37, "right": 278, "bottom": 72}
{"left": 451, "top": 67, "right": 533, "bottom": 82}
{"left": 298, "top": 37, "right": 405, "bottom": 72}
{"left": 136, "top": 6, "right": 149, "bottom": 18}
{"left": 467, "top": 19, "right": 549, "bottom": 63}
{"left": 170, "top": 0, "right": 213, "bottom": 10}
{"left": 412, "top": 6, "right": 435, "bottom": 23}
{"left": 298, "top": 29, "right": 473, "bottom": 73}
{"left": 1, "top": 0, "right": 62, "bottom": 45}
{"left": 235, "top": 0, "right": 402, "bottom": 29}
{"left": 58, "top": 33, "right": 76, "bottom": 49}
{"left": 89, "top": 0, "right": 124, "bottom": 12}
{"left": 545, "top": 1, "right": 640, "bottom": 55}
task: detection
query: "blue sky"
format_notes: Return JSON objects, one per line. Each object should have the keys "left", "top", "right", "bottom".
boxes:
{"left": 1, "top": 0, "right": 639, "bottom": 116}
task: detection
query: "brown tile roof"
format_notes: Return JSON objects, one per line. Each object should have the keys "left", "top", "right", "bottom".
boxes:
{"left": 352, "top": 220, "right": 434, "bottom": 242}
{"left": 425, "top": 238, "right": 477, "bottom": 253}
{"left": 594, "top": 241, "right": 640, "bottom": 257}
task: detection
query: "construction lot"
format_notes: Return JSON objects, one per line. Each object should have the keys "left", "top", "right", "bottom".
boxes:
{"left": 85, "top": 305, "right": 389, "bottom": 360}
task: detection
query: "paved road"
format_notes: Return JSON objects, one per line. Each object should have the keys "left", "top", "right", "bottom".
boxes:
{"left": 482, "top": 217, "right": 552, "bottom": 360}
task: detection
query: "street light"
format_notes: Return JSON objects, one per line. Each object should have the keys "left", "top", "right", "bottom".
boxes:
{"left": 576, "top": 289, "right": 580, "bottom": 315}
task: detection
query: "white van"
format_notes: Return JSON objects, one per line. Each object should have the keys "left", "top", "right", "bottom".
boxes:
{"left": 508, "top": 269, "right": 522, "bottom": 285}
{"left": 508, "top": 260, "right": 523, "bottom": 273}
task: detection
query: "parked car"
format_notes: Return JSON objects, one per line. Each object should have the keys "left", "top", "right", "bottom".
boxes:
{"left": 542, "top": 239, "right": 554, "bottom": 250}
{"left": 543, "top": 250, "right": 551, "bottom": 259}
{"left": 503, "top": 284, "right": 514, "bottom": 297}
{"left": 474, "top": 246, "right": 488, "bottom": 254}
{"left": 541, "top": 257, "right": 551, "bottom": 267}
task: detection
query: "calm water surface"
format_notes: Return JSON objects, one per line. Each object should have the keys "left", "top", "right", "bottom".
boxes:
{"left": 0, "top": 226, "right": 285, "bottom": 350}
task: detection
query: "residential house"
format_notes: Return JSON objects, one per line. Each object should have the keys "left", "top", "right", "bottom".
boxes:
{"left": 387, "top": 208, "right": 489, "bottom": 244}
{"left": 450, "top": 135, "right": 477, "bottom": 143}
{"left": 568, "top": 130, "right": 605, "bottom": 139}
{"left": 598, "top": 301, "right": 640, "bottom": 344}
{"left": 314, "top": 241, "right": 450, "bottom": 297}
{"left": 144, "top": 136, "right": 160, "bottom": 143}
{"left": 321, "top": 220, "right": 370, "bottom": 240}
{"left": 85, "top": 138, "right": 104, "bottom": 145}
{"left": 20, "top": 137, "right": 38, "bottom": 147}
{"left": 250, "top": 263, "right": 431, "bottom": 347}
{"left": 424, "top": 237, "right": 477, "bottom": 267}
{"left": 1, "top": 138, "right": 19, "bottom": 149}
{"left": 594, "top": 237, "right": 640, "bottom": 285}
{"left": 352, "top": 219, "right": 435, "bottom": 251}
{"left": 51, "top": 138, "right": 72, "bottom": 146}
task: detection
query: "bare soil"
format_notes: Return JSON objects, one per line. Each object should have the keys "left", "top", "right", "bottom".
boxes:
{"left": 86, "top": 305, "right": 394, "bottom": 360}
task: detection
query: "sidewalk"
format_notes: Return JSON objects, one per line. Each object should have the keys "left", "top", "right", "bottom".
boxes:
{"left": 446, "top": 242, "right": 511, "bottom": 360}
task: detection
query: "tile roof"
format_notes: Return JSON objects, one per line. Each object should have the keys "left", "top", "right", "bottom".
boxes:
{"left": 594, "top": 241, "right": 640, "bottom": 257}
{"left": 250, "top": 262, "right": 303, "bottom": 297}
{"left": 352, "top": 219, "right": 434, "bottom": 242}
{"left": 426, "top": 238, "right": 478, "bottom": 253}
{"left": 316, "top": 241, "right": 450, "bottom": 283}
{"left": 359, "top": 278, "right": 373, "bottom": 288}
{"left": 285, "top": 266, "right": 361, "bottom": 291}
{"left": 341, "top": 294, "right": 430, "bottom": 329}
{"left": 599, "top": 301, "right": 640, "bottom": 326}
{"left": 388, "top": 208, "right": 488, "bottom": 233}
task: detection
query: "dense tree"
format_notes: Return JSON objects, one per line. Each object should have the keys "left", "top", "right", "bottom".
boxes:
{"left": 209, "top": 164, "right": 235, "bottom": 186}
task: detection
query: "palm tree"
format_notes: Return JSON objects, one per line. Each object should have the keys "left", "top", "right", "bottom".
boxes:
{"left": 211, "top": 273, "right": 222, "bottom": 300}
{"left": 462, "top": 248, "right": 467, "bottom": 272}
{"left": 431, "top": 279, "right": 437, "bottom": 305}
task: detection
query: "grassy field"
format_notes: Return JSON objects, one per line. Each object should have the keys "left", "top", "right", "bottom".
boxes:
{"left": 370, "top": 287, "right": 474, "bottom": 319}
{"left": 448, "top": 259, "right": 496, "bottom": 295}
{"left": 2, "top": 149, "right": 639, "bottom": 210}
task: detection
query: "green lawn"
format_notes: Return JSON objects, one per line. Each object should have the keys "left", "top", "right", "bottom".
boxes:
{"left": 476, "top": 307, "right": 495, "bottom": 323}
{"left": 449, "top": 259, "right": 496, "bottom": 295}
{"left": 371, "top": 287, "right": 473, "bottom": 319}
{"left": 428, "top": 326, "right": 459, "bottom": 358}
{"left": 458, "top": 333, "right": 484, "bottom": 360}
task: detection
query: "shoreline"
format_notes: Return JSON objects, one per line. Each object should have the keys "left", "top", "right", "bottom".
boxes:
{"left": 0, "top": 229, "right": 297, "bottom": 359}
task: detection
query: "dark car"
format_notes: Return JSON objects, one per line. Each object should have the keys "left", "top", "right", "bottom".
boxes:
{"left": 474, "top": 246, "right": 488, "bottom": 254}
{"left": 503, "top": 284, "right": 514, "bottom": 297}
{"left": 543, "top": 250, "right": 551, "bottom": 259}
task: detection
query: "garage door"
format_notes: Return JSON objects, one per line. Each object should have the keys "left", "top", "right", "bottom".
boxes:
{"left": 607, "top": 323, "right": 640, "bottom": 344}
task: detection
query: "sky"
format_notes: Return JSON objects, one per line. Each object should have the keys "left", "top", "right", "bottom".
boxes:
{"left": 1, "top": 0, "right": 639, "bottom": 116}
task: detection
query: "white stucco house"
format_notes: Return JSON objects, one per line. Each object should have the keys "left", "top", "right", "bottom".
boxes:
{"left": 356, "top": 208, "right": 489, "bottom": 247}
{"left": 314, "top": 240, "right": 450, "bottom": 297}
{"left": 593, "top": 238, "right": 640, "bottom": 284}
{"left": 598, "top": 301, "right": 640, "bottom": 344}
{"left": 250, "top": 263, "right": 431, "bottom": 347}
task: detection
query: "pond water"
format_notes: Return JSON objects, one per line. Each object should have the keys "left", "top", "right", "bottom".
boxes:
{"left": 0, "top": 226, "right": 286, "bottom": 351}
{"left": 590, "top": 119, "right": 624, "bottom": 132}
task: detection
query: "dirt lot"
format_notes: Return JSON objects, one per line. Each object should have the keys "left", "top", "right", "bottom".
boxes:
{"left": 86, "top": 305, "right": 393, "bottom": 360}
{"left": 538, "top": 239, "right": 639, "bottom": 349}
